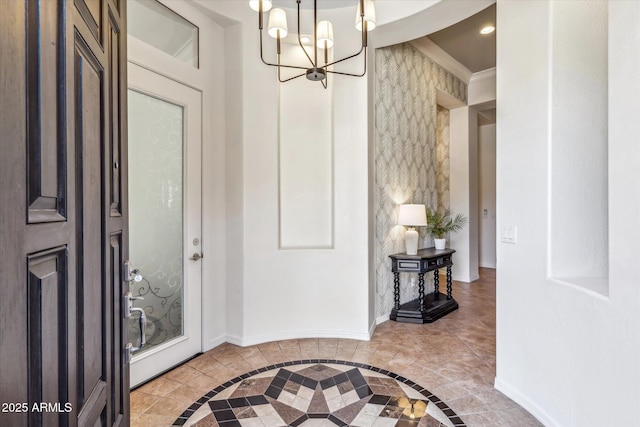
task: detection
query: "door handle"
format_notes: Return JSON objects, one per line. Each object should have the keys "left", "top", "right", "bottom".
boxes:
{"left": 124, "top": 292, "right": 146, "bottom": 361}
{"left": 190, "top": 252, "right": 203, "bottom": 261}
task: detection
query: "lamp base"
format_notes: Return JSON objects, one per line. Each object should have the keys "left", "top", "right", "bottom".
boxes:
{"left": 404, "top": 228, "right": 419, "bottom": 255}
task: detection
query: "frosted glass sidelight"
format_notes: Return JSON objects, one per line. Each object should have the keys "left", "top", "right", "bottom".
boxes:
{"left": 128, "top": 89, "right": 184, "bottom": 354}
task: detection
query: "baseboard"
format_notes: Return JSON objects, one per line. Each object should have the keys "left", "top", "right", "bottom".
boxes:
{"left": 479, "top": 263, "right": 496, "bottom": 269}
{"left": 225, "top": 334, "right": 244, "bottom": 347}
{"left": 452, "top": 274, "right": 471, "bottom": 283}
{"left": 494, "top": 377, "right": 558, "bottom": 427}
{"left": 225, "top": 329, "right": 371, "bottom": 347}
{"left": 376, "top": 313, "right": 390, "bottom": 325}
{"left": 205, "top": 334, "right": 227, "bottom": 352}
{"left": 452, "top": 273, "right": 480, "bottom": 283}
{"left": 368, "top": 320, "right": 377, "bottom": 339}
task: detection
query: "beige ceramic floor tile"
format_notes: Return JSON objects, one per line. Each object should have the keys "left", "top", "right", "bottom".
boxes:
{"left": 129, "top": 269, "right": 543, "bottom": 427}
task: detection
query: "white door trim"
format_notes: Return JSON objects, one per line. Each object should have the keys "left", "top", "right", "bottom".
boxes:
{"left": 127, "top": 62, "right": 203, "bottom": 387}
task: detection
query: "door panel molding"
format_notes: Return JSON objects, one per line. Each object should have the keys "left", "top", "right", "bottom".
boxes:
{"left": 27, "top": 247, "right": 69, "bottom": 427}
{"left": 74, "top": 29, "right": 106, "bottom": 410}
{"left": 109, "top": 233, "right": 126, "bottom": 423}
{"left": 0, "top": 0, "right": 129, "bottom": 425}
{"left": 108, "top": 13, "right": 123, "bottom": 217}
{"left": 25, "top": 0, "right": 67, "bottom": 223}
{"left": 74, "top": 0, "right": 102, "bottom": 46}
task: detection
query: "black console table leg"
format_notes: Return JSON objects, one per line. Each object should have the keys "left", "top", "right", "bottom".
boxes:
{"left": 393, "top": 272, "right": 400, "bottom": 310}
{"left": 418, "top": 273, "right": 425, "bottom": 311}
{"left": 389, "top": 249, "right": 458, "bottom": 323}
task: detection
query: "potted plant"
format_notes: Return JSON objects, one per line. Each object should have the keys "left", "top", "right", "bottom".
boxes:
{"left": 426, "top": 209, "right": 468, "bottom": 250}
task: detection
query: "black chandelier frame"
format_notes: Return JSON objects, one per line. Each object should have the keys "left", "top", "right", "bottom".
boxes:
{"left": 256, "top": 0, "right": 370, "bottom": 88}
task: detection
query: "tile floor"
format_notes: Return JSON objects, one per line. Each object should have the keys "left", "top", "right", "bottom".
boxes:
{"left": 176, "top": 361, "right": 462, "bottom": 426}
{"left": 130, "top": 268, "right": 542, "bottom": 427}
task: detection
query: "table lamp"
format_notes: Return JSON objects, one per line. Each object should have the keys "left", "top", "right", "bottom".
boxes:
{"left": 398, "top": 204, "right": 427, "bottom": 255}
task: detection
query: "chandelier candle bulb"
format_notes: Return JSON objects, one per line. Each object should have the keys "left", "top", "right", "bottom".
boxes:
{"left": 317, "top": 21, "right": 334, "bottom": 49}
{"left": 249, "top": 0, "right": 272, "bottom": 12}
{"left": 317, "top": 20, "right": 333, "bottom": 65}
{"left": 355, "top": 0, "right": 376, "bottom": 31}
{"left": 268, "top": 8, "right": 288, "bottom": 39}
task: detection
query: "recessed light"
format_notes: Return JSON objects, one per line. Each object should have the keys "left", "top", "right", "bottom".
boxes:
{"left": 480, "top": 25, "right": 495, "bottom": 35}
{"left": 300, "top": 36, "right": 311, "bottom": 44}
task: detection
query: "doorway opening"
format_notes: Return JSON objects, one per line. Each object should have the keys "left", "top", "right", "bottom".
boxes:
{"left": 126, "top": 0, "right": 204, "bottom": 387}
{"left": 372, "top": 3, "right": 496, "bottom": 321}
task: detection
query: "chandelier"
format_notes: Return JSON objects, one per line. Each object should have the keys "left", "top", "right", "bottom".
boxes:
{"left": 249, "top": 0, "right": 376, "bottom": 88}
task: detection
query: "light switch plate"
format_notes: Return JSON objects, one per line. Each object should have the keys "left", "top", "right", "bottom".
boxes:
{"left": 501, "top": 226, "right": 517, "bottom": 244}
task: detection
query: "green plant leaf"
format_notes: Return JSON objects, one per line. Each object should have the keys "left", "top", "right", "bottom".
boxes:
{"left": 425, "top": 209, "right": 468, "bottom": 239}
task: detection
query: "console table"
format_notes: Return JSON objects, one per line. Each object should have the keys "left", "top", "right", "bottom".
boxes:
{"left": 389, "top": 248, "right": 458, "bottom": 323}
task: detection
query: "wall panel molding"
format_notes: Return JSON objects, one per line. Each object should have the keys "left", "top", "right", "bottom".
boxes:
{"left": 278, "top": 70, "right": 334, "bottom": 250}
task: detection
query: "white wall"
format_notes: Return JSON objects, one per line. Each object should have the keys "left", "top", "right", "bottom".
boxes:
{"left": 223, "top": 21, "right": 245, "bottom": 345}
{"left": 449, "top": 107, "right": 479, "bottom": 282}
{"left": 194, "top": 0, "right": 496, "bottom": 343}
{"left": 496, "top": 1, "right": 640, "bottom": 426}
{"left": 478, "top": 124, "right": 496, "bottom": 268}
{"left": 470, "top": 69, "right": 496, "bottom": 271}
{"left": 468, "top": 68, "right": 496, "bottom": 106}
{"left": 195, "top": 1, "right": 371, "bottom": 344}
{"left": 278, "top": 49, "right": 333, "bottom": 249}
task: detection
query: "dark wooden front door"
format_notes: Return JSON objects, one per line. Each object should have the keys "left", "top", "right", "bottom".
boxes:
{"left": 1, "top": 0, "right": 129, "bottom": 426}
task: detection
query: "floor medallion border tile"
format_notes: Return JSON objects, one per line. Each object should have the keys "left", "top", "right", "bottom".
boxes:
{"left": 172, "top": 359, "right": 466, "bottom": 427}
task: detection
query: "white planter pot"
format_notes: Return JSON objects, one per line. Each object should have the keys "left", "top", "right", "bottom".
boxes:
{"left": 434, "top": 238, "right": 446, "bottom": 250}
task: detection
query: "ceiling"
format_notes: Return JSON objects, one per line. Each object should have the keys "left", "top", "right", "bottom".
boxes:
{"left": 272, "top": 2, "right": 497, "bottom": 74}
{"left": 423, "top": 3, "right": 496, "bottom": 122}
{"left": 426, "top": 3, "right": 496, "bottom": 73}
{"left": 274, "top": 0, "right": 354, "bottom": 9}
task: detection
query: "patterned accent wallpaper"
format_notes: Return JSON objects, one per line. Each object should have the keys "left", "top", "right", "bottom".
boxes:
{"left": 436, "top": 106, "right": 450, "bottom": 216}
{"left": 374, "top": 43, "right": 467, "bottom": 317}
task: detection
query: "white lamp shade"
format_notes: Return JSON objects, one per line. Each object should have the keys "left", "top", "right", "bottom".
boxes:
{"left": 268, "top": 8, "right": 288, "bottom": 39}
{"left": 355, "top": 0, "right": 376, "bottom": 31}
{"left": 398, "top": 204, "right": 427, "bottom": 226}
{"left": 317, "top": 21, "right": 334, "bottom": 49}
{"left": 249, "top": 0, "right": 272, "bottom": 12}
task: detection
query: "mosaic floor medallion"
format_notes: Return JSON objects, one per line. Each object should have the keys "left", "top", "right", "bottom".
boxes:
{"left": 173, "top": 360, "right": 465, "bottom": 427}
